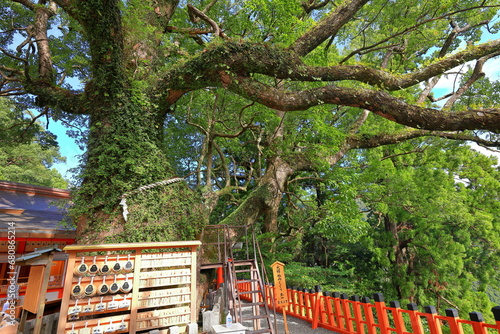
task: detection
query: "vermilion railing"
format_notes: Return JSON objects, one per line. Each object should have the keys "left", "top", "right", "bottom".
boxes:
{"left": 237, "top": 282, "right": 500, "bottom": 334}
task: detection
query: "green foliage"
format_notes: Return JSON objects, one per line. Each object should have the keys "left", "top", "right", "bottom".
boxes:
{"left": 277, "top": 262, "right": 357, "bottom": 294}
{"left": 255, "top": 233, "right": 361, "bottom": 294}
{"left": 239, "top": 0, "right": 304, "bottom": 44}
{"left": 0, "top": 98, "right": 67, "bottom": 188}
{"left": 257, "top": 136, "right": 499, "bottom": 316}
{"left": 50, "top": 13, "right": 90, "bottom": 83}
{"left": 350, "top": 140, "right": 500, "bottom": 316}
{"left": 337, "top": 0, "right": 495, "bottom": 69}
{"left": 453, "top": 73, "right": 500, "bottom": 110}
{"left": 114, "top": 182, "right": 206, "bottom": 243}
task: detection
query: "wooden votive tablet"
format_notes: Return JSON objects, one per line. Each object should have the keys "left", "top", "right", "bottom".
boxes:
{"left": 74, "top": 257, "right": 88, "bottom": 276}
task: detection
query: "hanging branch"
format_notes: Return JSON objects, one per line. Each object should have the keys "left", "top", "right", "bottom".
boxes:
{"left": 443, "top": 52, "right": 500, "bottom": 109}
{"left": 418, "top": 20, "right": 490, "bottom": 104}
{"left": 187, "top": 4, "right": 227, "bottom": 39}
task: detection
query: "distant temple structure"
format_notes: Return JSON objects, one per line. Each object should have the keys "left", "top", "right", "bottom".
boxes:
{"left": 0, "top": 180, "right": 75, "bottom": 315}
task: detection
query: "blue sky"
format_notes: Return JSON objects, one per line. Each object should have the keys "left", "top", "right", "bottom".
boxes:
{"left": 50, "top": 120, "right": 83, "bottom": 181}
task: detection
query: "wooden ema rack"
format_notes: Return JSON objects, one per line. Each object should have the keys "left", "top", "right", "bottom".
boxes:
{"left": 57, "top": 241, "right": 201, "bottom": 334}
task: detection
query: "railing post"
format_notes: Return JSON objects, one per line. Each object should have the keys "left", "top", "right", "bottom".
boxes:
{"left": 351, "top": 295, "right": 365, "bottom": 334}
{"left": 307, "top": 288, "right": 313, "bottom": 320}
{"left": 341, "top": 293, "right": 353, "bottom": 333}
{"left": 306, "top": 288, "right": 314, "bottom": 321}
{"left": 297, "top": 288, "right": 305, "bottom": 317}
{"left": 265, "top": 283, "right": 272, "bottom": 308}
{"left": 424, "top": 305, "right": 443, "bottom": 334}
{"left": 469, "top": 312, "right": 488, "bottom": 334}
{"left": 445, "top": 308, "right": 464, "bottom": 334}
{"left": 407, "top": 303, "right": 424, "bottom": 334}
{"left": 312, "top": 286, "right": 323, "bottom": 329}
{"left": 332, "top": 292, "right": 344, "bottom": 330}
{"left": 389, "top": 301, "right": 406, "bottom": 334}
{"left": 373, "top": 293, "right": 391, "bottom": 334}
{"left": 361, "top": 296, "right": 376, "bottom": 334}
{"left": 324, "top": 292, "right": 336, "bottom": 328}
{"left": 290, "top": 287, "right": 298, "bottom": 315}
{"left": 286, "top": 286, "right": 292, "bottom": 314}
{"left": 302, "top": 288, "right": 311, "bottom": 320}
{"left": 492, "top": 306, "right": 500, "bottom": 334}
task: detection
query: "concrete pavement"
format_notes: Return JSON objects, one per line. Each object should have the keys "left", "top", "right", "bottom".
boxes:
{"left": 266, "top": 309, "right": 336, "bottom": 334}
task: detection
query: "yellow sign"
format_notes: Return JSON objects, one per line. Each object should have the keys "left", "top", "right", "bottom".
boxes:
{"left": 271, "top": 261, "right": 288, "bottom": 306}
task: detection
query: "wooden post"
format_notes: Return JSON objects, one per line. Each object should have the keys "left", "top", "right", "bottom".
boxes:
{"left": 373, "top": 293, "right": 390, "bottom": 334}
{"left": 445, "top": 308, "right": 464, "bottom": 334}
{"left": 492, "top": 306, "right": 500, "bottom": 334}
{"left": 57, "top": 251, "right": 76, "bottom": 334}
{"left": 282, "top": 308, "right": 290, "bottom": 334}
{"left": 304, "top": 289, "right": 311, "bottom": 320}
{"left": 297, "top": 288, "right": 304, "bottom": 317}
{"left": 290, "top": 287, "right": 298, "bottom": 315}
{"left": 351, "top": 295, "right": 365, "bottom": 334}
{"left": 267, "top": 284, "right": 274, "bottom": 307}
{"left": 286, "top": 286, "right": 293, "bottom": 315}
{"left": 311, "top": 286, "right": 323, "bottom": 329}
{"left": 128, "top": 249, "right": 141, "bottom": 333}
{"left": 424, "top": 305, "right": 443, "bottom": 334}
{"left": 17, "top": 309, "right": 28, "bottom": 333}
{"left": 389, "top": 301, "right": 406, "bottom": 334}
{"left": 190, "top": 244, "right": 198, "bottom": 324}
{"left": 407, "top": 303, "right": 424, "bottom": 334}
{"left": 361, "top": 297, "right": 376, "bottom": 334}
{"left": 469, "top": 312, "right": 488, "bottom": 334}
{"left": 340, "top": 294, "right": 354, "bottom": 333}
{"left": 332, "top": 292, "right": 343, "bottom": 330}
{"left": 33, "top": 251, "right": 53, "bottom": 334}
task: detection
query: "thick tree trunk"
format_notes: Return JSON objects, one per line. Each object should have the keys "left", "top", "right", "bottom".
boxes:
{"left": 383, "top": 214, "right": 416, "bottom": 301}
{"left": 72, "top": 92, "right": 206, "bottom": 244}
{"left": 220, "top": 156, "right": 294, "bottom": 233}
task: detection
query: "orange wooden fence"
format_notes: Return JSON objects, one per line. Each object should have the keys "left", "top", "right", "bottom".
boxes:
{"left": 237, "top": 282, "right": 500, "bottom": 334}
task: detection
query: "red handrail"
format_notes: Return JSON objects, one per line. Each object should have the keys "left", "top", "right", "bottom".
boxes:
{"left": 236, "top": 282, "right": 500, "bottom": 334}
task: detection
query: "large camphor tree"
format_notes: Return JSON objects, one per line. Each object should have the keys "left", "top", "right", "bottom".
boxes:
{"left": 1, "top": 0, "right": 499, "bottom": 244}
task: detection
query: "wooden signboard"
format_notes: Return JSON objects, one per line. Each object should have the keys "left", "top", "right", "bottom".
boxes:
{"left": 23, "top": 266, "right": 45, "bottom": 313}
{"left": 271, "top": 261, "right": 290, "bottom": 334}
{"left": 16, "top": 247, "right": 59, "bottom": 334}
{"left": 57, "top": 241, "right": 201, "bottom": 334}
{"left": 271, "top": 261, "right": 288, "bottom": 307}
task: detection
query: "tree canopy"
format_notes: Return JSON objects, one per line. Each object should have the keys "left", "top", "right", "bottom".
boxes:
{"left": 353, "top": 140, "right": 499, "bottom": 313}
{"left": 0, "top": 97, "right": 67, "bottom": 188}
{"left": 261, "top": 137, "right": 499, "bottom": 316}
{"left": 1, "top": 0, "right": 500, "bottom": 303}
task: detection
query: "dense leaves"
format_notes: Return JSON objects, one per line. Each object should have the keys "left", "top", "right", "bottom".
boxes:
{"left": 356, "top": 142, "right": 499, "bottom": 312}
{"left": 0, "top": 98, "right": 67, "bottom": 188}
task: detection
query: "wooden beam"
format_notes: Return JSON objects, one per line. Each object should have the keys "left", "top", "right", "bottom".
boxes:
{"left": 63, "top": 241, "right": 201, "bottom": 253}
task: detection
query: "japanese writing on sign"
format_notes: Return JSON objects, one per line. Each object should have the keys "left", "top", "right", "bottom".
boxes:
{"left": 271, "top": 261, "right": 288, "bottom": 306}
